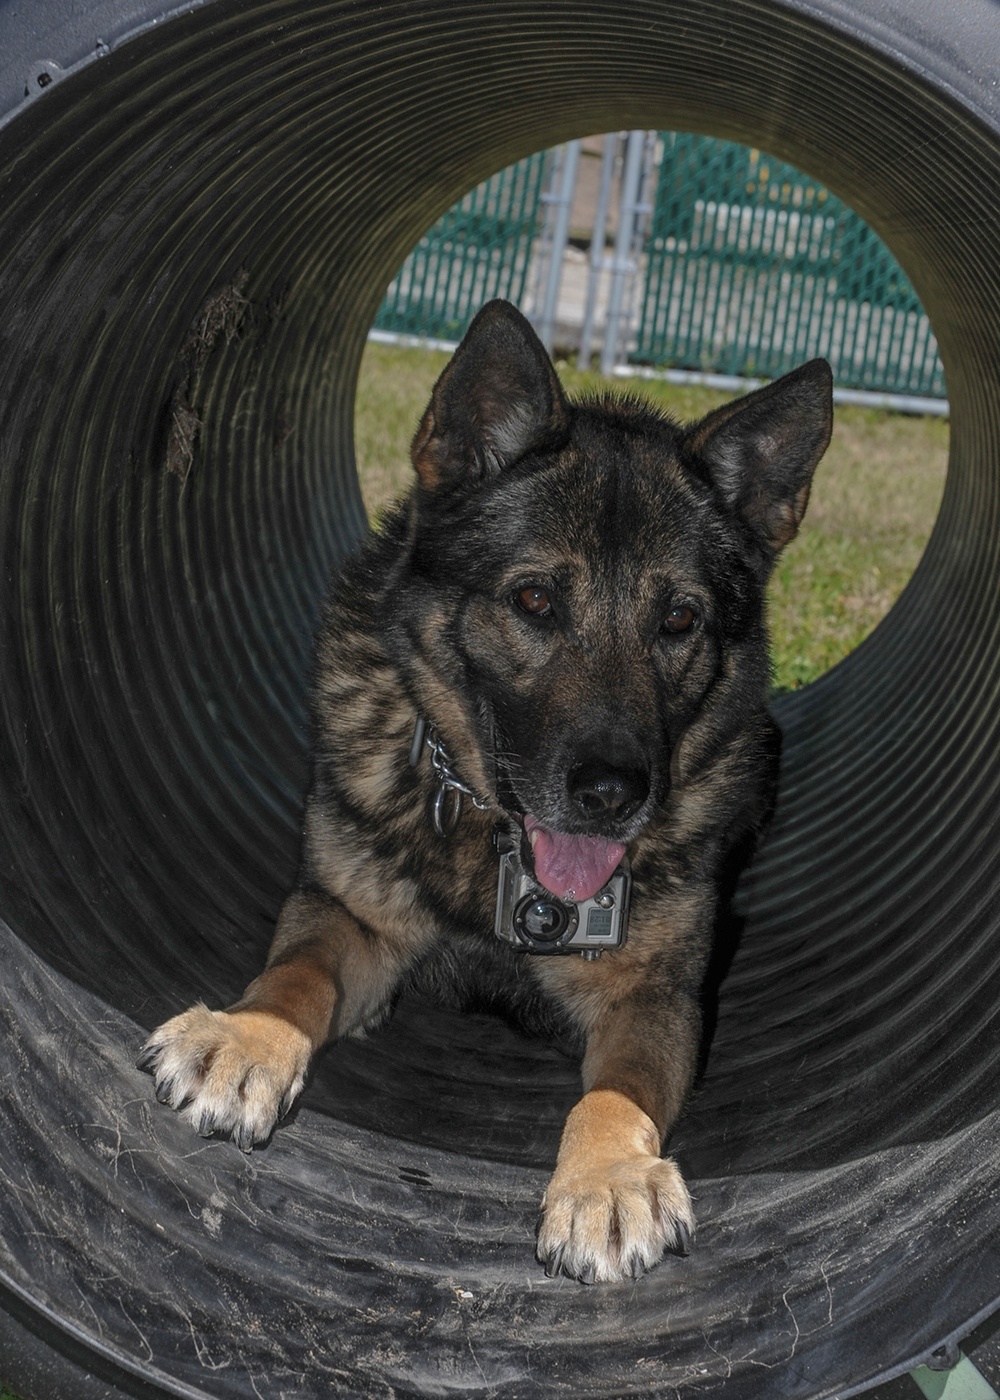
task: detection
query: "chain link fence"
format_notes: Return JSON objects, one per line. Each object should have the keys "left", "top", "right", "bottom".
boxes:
{"left": 636, "top": 133, "right": 944, "bottom": 397}
{"left": 373, "top": 132, "right": 946, "bottom": 406}
{"left": 373, "top": 151, "right": 548, "bottom": 343}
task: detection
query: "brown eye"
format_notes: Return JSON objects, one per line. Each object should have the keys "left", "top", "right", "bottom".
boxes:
{"left": 516, "top": 585, "right": 553, "bottom": 617}
{"left": 663, "top": 605, "right": 696, "bottom": 634}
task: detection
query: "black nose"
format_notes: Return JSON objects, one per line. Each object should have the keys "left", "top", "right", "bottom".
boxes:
{"left": 568, "top": 760, "right": 650, "bottom": 822}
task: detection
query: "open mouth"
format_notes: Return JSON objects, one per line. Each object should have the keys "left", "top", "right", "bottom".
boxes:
{"left": 522, "top": 814, "right": 627, "bottom": 903}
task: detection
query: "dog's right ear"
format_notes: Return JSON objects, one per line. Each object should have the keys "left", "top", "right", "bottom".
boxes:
{"left": 410, "top": 300, "right": 570, "bottom": 491}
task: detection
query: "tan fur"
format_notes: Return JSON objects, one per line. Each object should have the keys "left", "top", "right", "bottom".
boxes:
{"left": 534, "top": 893, "right": 701, "bottom": 1038}
{"left": 536, "top": 1089, "right": 695, "bottom": 1282}
{"left": 140, "top": 1005, "right": 311, "bottom": 1151}
{"left": 264, "top": 888, "right": 438, "bottom": 1039}
{"left": 410, "top": 405, "right": 440, "bottom": 489}
{"left": 534, "top": 891, "right": 705, "bottom": 1135}
{"left": 767, "top": 481, "right": 814, "bottom": 550}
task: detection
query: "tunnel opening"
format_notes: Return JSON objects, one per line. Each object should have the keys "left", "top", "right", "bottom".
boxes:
{"left": 1, "top": 1, "right": 999, "bottom": 1395}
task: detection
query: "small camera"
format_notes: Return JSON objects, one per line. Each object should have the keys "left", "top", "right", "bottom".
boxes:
{"left": 493, "top": 838, "right": 630, "bottom": 957}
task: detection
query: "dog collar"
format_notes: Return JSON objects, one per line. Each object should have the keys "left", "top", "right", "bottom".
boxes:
{"left": 409, "top": 714, "right": 491, "bottom": 837}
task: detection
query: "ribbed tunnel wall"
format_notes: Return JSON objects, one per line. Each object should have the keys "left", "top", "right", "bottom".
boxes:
{"left": 1, "top": 2, "right": 999, "bottom": 1396}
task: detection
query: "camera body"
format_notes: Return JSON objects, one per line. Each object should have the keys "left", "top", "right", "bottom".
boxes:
{"left": 493, "top": 838, "right": 630, "bottom": 957}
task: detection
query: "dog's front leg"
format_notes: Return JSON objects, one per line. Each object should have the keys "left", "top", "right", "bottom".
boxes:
{"left": 141, "top": 887, "right": 417, "bottom": 1151}
{"left": 534, "top": 979, "right": 699, "bottom": 1283}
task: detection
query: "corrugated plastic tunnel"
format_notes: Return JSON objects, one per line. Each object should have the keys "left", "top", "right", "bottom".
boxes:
{"left": 1, "top": 1, "right": 999, "bottom": 1396}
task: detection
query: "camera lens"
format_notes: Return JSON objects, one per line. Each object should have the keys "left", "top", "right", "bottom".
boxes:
{"left": 513, "top": 894, "right": 570, "bottom": 945}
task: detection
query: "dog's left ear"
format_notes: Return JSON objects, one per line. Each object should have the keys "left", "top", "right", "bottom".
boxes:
{"left": 683, "top": 359, "right": 833, "bottom": 553}
{"left": 410, "top": 299, "right": 570, "bottom": 491}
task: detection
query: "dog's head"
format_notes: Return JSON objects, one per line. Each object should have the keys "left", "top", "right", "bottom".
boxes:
{"left": 396, "top": 300, "right": 832, "bottom": 900}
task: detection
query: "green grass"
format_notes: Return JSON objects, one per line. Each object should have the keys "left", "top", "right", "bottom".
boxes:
{"left": 355, "top": 340, "right": 948, "bottom": 692}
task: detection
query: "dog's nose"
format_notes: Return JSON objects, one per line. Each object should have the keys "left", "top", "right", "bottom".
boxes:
{"left": 568, "top": 760, "right": 649, "bottom": 821}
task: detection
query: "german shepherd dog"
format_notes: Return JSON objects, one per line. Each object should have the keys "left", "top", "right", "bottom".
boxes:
{"left": 141, "top": 301, "right": 832, "bottom": 1283}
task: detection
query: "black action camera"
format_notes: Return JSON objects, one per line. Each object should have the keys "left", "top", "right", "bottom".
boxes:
{"left": 493, "top": 838, "right": 630, "bottom": 958}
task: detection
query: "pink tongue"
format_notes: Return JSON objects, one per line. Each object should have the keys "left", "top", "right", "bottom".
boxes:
{"left": 524, "top": 816, "right": 626, "bottom": 902}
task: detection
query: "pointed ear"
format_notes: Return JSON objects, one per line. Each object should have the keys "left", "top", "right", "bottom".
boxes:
{"left": 410, "top": 300, "right": 570, "bottom": 491}
{"left": 683, "top": 359, "right": 833, "bottom": 554}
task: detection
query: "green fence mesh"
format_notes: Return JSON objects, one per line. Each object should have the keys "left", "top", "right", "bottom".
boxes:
{"left": 634, "top": 132, "right": 945, "bottom": 397}
{"left": 373, "top": 151, "right": 548, "bottom": 342}
{"left": 374, "top": 133, "right": 945, "bottom": 401}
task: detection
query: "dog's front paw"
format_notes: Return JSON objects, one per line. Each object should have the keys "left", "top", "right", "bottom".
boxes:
{"left": 536, "top": 1153, "right": 694, "bottom": 1283}
{"left": 138, "top": 1005, "right": 311, "bottom": 1152}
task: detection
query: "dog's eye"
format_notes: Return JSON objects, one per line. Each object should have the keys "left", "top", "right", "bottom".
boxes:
{"left": 515, "top": 586, "right": 554, "bottom": 618}
{"left": 663, "top": 605, "right": 696, "bottom": 635}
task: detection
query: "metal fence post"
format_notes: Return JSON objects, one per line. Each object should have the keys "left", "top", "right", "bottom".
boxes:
{"left": 577, "top": 133, "right": 621, "bottom": 371}
{"left": 533, "top": 139, "right": 582, "bottom": 353}
{"left": 599, "top": 129, "right": 648, "bottom": 376}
